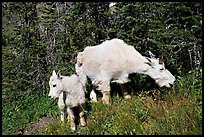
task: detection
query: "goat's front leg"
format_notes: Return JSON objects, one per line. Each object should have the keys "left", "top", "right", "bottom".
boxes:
{"left": 58, "top": 94, "right": 65, "bottom": 122}
{"left": 102, "top": 90, "right": 110, "bottom": 104}
{"left": 67, "top": 107, "right": 76, "bottom": 131}
{"left": 100, "top": 81, "right": 111, "bottom": 104}
{"left": 119, "top": 84, "right": 131, "bottom": 99}
{"left": 90, "top": 90, "right": 97, "bottom": 102}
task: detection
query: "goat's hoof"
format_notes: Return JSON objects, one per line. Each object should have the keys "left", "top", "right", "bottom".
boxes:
{"left": 124, "top": 95, "right": 131, "bottom": 99}
{"left": 80, "top": 117, "right": 86, "bottom": 127}
{"left": 81, "top": 122, "right": 86, "bottom": 127}
{"left": 60, "top": 118, "right": 65, "bottom": 122}
{"left": 102, "top": 99, "right": 110, "bottom": 105}
{"left": 67, "top": 116, "right": 71, "bottom": 122}
{"left": 70, "top": 125, "right": 76, "bottom": 131}
{"left": 71, "top": 127, "right": 76, "bottom": 131}
{"left": 90, "top": 99, "right": 98, "bottom": 103}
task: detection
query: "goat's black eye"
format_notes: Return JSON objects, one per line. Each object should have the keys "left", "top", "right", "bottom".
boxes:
{"left": 53, "top": 84, "right": 56, "bottom": 87}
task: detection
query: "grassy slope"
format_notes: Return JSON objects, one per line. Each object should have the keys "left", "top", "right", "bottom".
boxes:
{"left": 43, "top": 91, "right": 201, "bottom": 135}
{"left": 2, "top": 70, "right": 202, "bottom": 135}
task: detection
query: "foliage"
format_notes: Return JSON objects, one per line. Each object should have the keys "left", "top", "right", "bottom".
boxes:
{"left": 2, "top": 91, "right": 58, "bottom": 135}
{"left": 2, "top": 2, "right": 47, "bottom": 94}
{"left": 175, "top": 68, "right": 202, "bottom": 106}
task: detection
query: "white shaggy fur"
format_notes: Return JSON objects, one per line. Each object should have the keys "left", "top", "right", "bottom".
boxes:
{"left": 75, "top": 38, "right": 175, "bottom": 104}
{"left": 48, "top": 70, "right": 86, "bottom": 130}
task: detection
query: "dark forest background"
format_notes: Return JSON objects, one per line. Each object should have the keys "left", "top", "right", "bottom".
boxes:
{"left": 2, "top": 2, "right": 202, "bottom": 95}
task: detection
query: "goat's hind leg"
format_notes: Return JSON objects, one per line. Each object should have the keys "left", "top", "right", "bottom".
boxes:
{"left": 67, "top": 107, "right": 76, "bottom": 131}
{"left": 79, "top": 105, "right": 86, "bottom": 127}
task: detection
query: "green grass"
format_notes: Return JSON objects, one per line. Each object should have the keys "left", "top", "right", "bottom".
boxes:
{"left": 40, "top": 92, "right": 201, "bottom": 135}
{"left": 2, "top": 69, "right": 202, "bottom": 135}
{"left": 2, "top": 91, "right": 59, "bottom": 135}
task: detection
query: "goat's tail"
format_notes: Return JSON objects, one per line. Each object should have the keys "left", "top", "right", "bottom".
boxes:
{"left": 75, "top": 65, "right": 87, "bottom": 88}
{"left": 78, "top": 72, "right": 87, "bottom": 88}
{"left": 75, "top": 51, "right": 88, "bottom": 94}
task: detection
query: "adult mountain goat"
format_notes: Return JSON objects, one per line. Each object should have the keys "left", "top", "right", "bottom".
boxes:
{"left": 75, "top": 38, "right": 176, "bottom": 104}
{"left": 48, "top": 70, "right": 86, "bottom": 130}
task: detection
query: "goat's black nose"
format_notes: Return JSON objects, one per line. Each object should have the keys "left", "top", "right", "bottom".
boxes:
{"left": 169, "top": 83, "right": 174, "bottom": 87}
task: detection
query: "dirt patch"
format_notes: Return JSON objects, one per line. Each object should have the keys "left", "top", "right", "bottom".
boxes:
{"left": 16, "top": 117, "right": 53, "bottom": 135}
{"left": 16, "top": 115, "right": 90, "bottom": 135}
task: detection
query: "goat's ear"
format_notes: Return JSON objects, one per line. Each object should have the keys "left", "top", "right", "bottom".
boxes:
{"left": 57, "top": 70, "right": 61, "bottom": 79}
{"left": 148, "top": 51, "right": 156, "bottom": 59}
{"left": 159, "top": 58, "right": 164, "bottom": 64}
{"left": 52, "top": 70, "right": 57, "bottom": 76}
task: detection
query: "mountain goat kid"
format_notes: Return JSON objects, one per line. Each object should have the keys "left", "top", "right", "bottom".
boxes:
{"left": 48, "top": 70, "right": 86, "bottom": 131}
